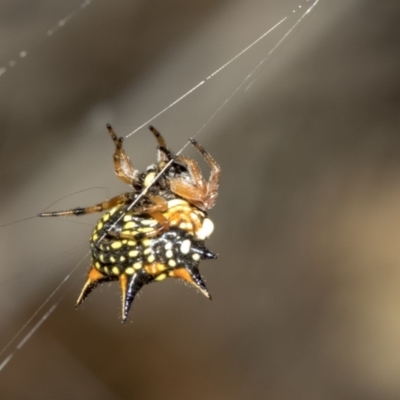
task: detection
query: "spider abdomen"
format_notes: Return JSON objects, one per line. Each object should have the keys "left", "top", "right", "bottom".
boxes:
{"left": 80, "top": 201, "right": 217, "bottom": 320}
{"left": 91, "top": 226, "right": 216, "bottom": 280}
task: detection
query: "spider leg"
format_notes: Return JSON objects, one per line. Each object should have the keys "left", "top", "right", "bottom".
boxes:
{"left": 167, "top": 139, "right": 220, "bottom": 210}
{"left": 38, "top": 192, "right": 135, "bottom": 217}
{"left": 148, "top": 125, "right": 167, "bottom": 150}
{"left": 190, "top": 138, "right": 221, "bottom": 207}
{"left": 148, "top": 125, "right": 174, "bottom": 163}
{"left": 107, "top": 124, "right": 141, "bottom": 187}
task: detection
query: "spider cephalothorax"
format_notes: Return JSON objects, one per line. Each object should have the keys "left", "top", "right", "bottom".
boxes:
{"left": 39, "top": 124, "right": 221, "bottom": 321}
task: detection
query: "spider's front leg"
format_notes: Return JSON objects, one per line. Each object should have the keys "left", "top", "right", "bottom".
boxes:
{"left": 107, "top": 124, "right": 142, "bottom": 189}
{"left": 148, "top": 125, "right": 174, "bottom": 163}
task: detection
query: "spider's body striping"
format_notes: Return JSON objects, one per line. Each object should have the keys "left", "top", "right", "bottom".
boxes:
{"left": 39, "top": 124, "right": 221, "bottom": 321}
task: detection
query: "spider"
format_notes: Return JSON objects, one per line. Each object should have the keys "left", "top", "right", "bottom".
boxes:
{"left": 40, "top": 124, "right": 221, "bottom": 321}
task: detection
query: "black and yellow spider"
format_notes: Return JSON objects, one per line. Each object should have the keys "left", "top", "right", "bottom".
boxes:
{"left": 40, "top": 125, "right": 221, "bottom": 321}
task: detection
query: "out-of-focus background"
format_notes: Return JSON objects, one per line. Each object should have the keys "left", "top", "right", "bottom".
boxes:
{"left": 1, "top": 0, "right": 400, "bottom": 399}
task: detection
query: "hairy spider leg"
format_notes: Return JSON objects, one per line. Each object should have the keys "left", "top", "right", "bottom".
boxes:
{"left": 168, "top": 138, "right": 221, "bottom": 211}
{"left": 148, "top": 126, "right": 220, "bottom": 210}
{"left": 39, "top": 125, "right": 169, "bottom": 233}
{"left": 190, "top": 138, "right": 221, "bottom": 200}
{"left": 109, "top": 124, "right": 173, "bottom": 188}
{"left": 107, "top": 123, "right": 142, "bottom": 188}
{"left": 148, "top": 125, "right": 174, "bottom": 163}
{"left": 38, "top": 192, "right": 136, "bottom": 217}
{"left": 105, "top": 124, "right": 172, "bottom": 234}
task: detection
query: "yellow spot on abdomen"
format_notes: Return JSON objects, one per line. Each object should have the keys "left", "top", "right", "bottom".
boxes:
{"left": 111, "top": 241, "right": 122, "bottom": 250}
{"left": 155, "top": 273, "right": 167, "bottom": 281}
{"left": 124, "top": 221, "right": 136, "bottom": 230}
{"left": 168, "top": 260, "right": 177, "bottom": 267}
{"left": 138, "top": 227, "right": 154, "bottom": 233}
{"left": 128, "top": 250, "right": 139, "bottom": 258}
{"left": 141, "top": 219, "right": 157, "bottom": 226}
{"left": 109, "top": 206, "right": 118, "bottom": 215}
{"left": 133, "top": 262, "right": 142, "bottom": 270}
{"left": 125, "top": 267, "right": 134, "bottom": 275}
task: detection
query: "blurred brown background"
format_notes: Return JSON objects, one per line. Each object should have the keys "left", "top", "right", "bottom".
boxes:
{"left": 1, "top": 0, "right": 400, "bottom": 399}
